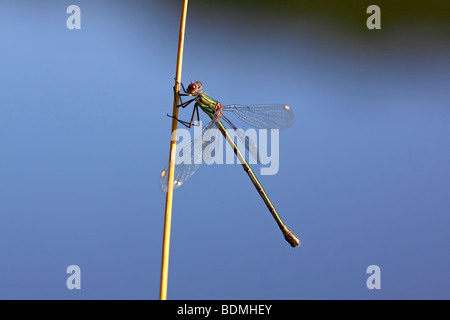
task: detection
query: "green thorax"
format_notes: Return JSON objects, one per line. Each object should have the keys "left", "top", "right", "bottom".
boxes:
{"left": 196, "top": 93, "right": 220, "bottom": 119}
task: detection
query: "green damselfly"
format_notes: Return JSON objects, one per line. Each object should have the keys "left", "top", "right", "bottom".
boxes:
{"left": 160, "top": 81, "right": 300, "bottom": 247}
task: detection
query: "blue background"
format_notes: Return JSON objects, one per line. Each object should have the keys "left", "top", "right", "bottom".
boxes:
{"left": 0, "top": 1, "right": 449, "bottom": 299}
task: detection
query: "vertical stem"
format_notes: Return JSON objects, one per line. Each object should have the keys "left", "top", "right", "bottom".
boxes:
{"left": 159, "top": 0, "right": 189, "bottom": 300}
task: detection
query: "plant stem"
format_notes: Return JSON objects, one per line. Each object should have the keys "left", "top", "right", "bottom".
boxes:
{"left": 159, "top": 0, "right": 189, "bottom": 301}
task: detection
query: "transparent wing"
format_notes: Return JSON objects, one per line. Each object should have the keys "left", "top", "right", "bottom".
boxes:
{"left": 160, "top": 120, "right": 218, "bottom": 192}
{"left": 222, "top": 104, "right": 294, "bottom": 130}
{"left": 221, "top": 115, "right": 260, "bottom": 164}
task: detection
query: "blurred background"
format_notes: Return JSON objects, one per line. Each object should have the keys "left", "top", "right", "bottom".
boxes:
{"left": 0, "top": 0, "right": 449, "bottom": 299}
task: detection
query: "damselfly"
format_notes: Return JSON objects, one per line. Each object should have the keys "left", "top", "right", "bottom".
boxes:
{"left": 160, "top": 81, "right": 300, "bottom": 247}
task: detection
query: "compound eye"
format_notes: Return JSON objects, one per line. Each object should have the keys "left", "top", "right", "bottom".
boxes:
{"left": 188, "top": 83, "right": 196, "bottom": 92}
